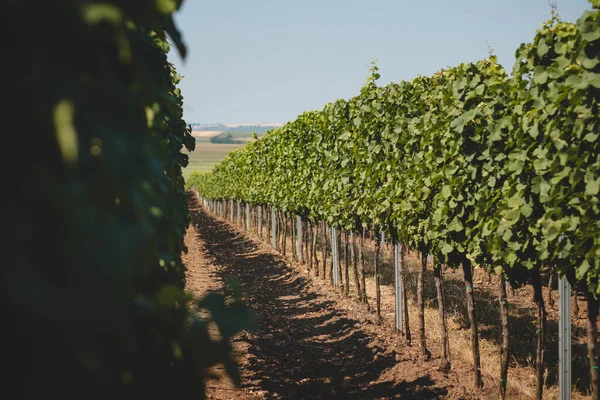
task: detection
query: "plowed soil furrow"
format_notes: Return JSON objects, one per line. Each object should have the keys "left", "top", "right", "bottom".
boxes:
{"left": 184, "top": 197, "right": 475, "bottom": 399}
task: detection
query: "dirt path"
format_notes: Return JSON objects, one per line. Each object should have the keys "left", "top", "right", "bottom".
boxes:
{"left": 183, "top": 208, "right": 246, "bottom": 399}
{"left": 184, "top": 198, "right": 474, "bottom": 399}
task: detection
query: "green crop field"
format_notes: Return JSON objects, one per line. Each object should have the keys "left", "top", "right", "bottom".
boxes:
{"left": 183, "top": 142, "right": 243, "bottom": 180}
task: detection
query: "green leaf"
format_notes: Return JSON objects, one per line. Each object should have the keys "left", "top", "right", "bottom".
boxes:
{"left": 156, "top": 0, "right": 178, "bottom": 15}
{"left": 577, "top": 260, "right": 591, "bottom": 280}
{"left": 506, "top": 252, "right": 517, "bottom": 265}
{"left": 533, "top": 66, "right": 548, "bottom": 84}
{"left": 584, "top": 72, "right": 600, "bottom": 88}
{"left": 585, "top": 174, "right": 600, "bottom": 195}
{"left": 441, "top": 243, "right": 454, "bottom": 255}
{"left": 581, "top": 57, "right": 600, "bottom": 69}
{"left": 521, "top": 203, "right": 533, "bottom": 218}
{"left": 448, "top": 219, "right": 464, "bottom": 232}
{"left": 442, "top": 185, "right": 452, "bottom": 199}
{"left": 82, "top": 4, "right": 122, "bottom": 25}
{"left": 504, "top": 209, "right": 520, "bottom": 225}
{"left": 156, "top": 285, "right": 184, "bottom": 307}
{"left": 53, "top": 99, "right": 78, "bottom": 167}
{"left": 533, "top": 157, "right": 549, "bottom": 171}
{"left": 537, "top": 41, "right": 549, "bottom": 57}
{"left": 507, "top": 159, "right": 524, "bottom": 174}
{"left": 544, "top": 220, "right": 562, "bottom": 241}
{"left": 564, "top": 74, "right": 584, "bottom": 89}
{"left": 165, "top": 16, "right": 187, "bottom": 58}
{"left": 198, "top": 293, "right": 254, "bottom": 339}
{"left": 507, "top": 193, "right": 524, "bottom": 208}
{"left": 581, "top": 27, "right": 600, "bottom": 42}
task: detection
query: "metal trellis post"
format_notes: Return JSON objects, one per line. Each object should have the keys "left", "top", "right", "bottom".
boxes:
{"left": 394, "top": 239, "right": 402, "bottom": 333}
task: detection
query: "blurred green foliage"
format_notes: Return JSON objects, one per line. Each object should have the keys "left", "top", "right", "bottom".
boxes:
{"left": 1, "top": 1, "right": 251, "bottom": 399}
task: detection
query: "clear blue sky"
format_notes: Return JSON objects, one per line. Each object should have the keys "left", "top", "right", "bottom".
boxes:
{"left": 170, "top": 0, "right": 592, "bottom": 125}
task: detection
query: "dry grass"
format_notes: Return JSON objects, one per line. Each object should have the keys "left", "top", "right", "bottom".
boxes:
{"left": 191, "top": 130, "right": 223, "bottom": 138}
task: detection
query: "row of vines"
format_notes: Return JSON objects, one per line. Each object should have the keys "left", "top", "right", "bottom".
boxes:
{"left": 191, "top": 3, "right": 600, "bottom": 399}
{"left": 1, "top": 1, "right": 248, "bottom": 399}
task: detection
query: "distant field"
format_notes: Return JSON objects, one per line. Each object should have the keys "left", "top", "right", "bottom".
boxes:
{"left": 191, "top": 130, "right": 222, "bottom": 138}
{"left": 191, "top": 130, "right": 221, "bottom": 142}
{"left": 194, "top": 131, "right": 265, "bottom": 143}
{"left": 222, "top": 131, "right": 266, "bottom": 139}
{"left": 183, "top": 142, "right": 243, "bottom": 180}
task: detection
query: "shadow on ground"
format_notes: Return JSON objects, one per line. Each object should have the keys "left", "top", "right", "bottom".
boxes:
{"left": 191, "top": 206, "right": 448, "bottom": 399}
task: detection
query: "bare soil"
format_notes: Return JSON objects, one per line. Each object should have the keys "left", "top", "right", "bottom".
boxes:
{"left": 184, "top": 195, "right": 476, "bottom": 399}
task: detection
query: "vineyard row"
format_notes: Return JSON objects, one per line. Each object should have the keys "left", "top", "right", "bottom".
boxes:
{"left": 191, "top": 4, "right": 600, "bottom": 399}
